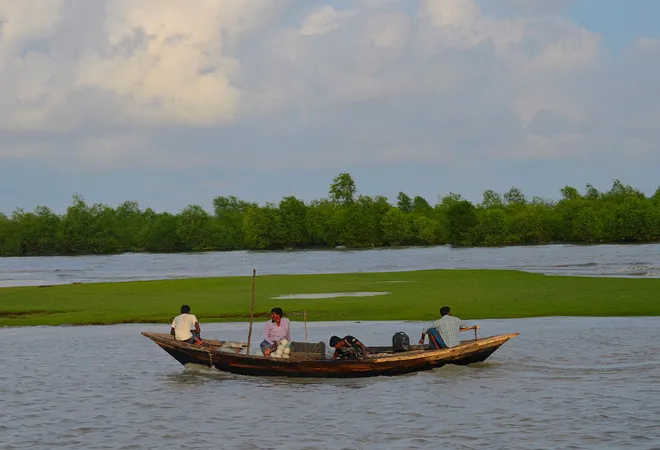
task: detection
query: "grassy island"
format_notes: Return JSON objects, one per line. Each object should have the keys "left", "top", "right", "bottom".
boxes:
{"left": 1, "top": 269, "right": 658, "bottom": 327}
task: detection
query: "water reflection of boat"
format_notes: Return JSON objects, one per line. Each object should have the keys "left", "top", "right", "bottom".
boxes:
{"left": 142, "top": 331, "right": 519, "bottom": 378}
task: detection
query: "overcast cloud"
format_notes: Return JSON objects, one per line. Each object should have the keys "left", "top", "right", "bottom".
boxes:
{"left": 1, "top": 0, "right": 659, "bottom": 213}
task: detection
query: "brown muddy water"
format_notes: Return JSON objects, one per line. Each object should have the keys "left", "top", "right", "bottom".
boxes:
{"left": 1, "top": 317, "right": 658, "bottom": 449}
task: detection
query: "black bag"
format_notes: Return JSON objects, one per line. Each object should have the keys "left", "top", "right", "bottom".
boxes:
{"left": 392, "top": 331, "right": 410, "bottom": 352}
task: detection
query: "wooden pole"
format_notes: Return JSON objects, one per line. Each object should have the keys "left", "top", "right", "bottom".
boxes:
{"left": 303, "top": 309, "right": 308, "bottom": 352}
{"left": 246, "top": 268, "right": 256, "bottom": 355}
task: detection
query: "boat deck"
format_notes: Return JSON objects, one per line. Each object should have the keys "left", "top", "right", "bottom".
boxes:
{"left": 142, "top": 331, "right": 519, "bottom": 377}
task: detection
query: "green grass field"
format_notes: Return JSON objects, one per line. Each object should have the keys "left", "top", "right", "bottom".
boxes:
{"left": 1, "top": 269, "right": 658, "bottom": 327}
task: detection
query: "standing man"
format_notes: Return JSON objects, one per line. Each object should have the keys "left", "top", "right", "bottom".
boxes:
{"left": 418, "top": 306, "right": 478, "bottom": 349}
{"left": 171, "top": 304, "right": 204, "bottom": 345}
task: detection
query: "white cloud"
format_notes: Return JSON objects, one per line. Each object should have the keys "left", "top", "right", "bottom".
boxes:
{"left": 299, "top": 5, "right": 357, "bottom": 36}
{"left": 0, "top": 1, "right": 63, "bottom": 45}
{"left": 490, "top": 0, "right": 575, "bottom": 16}
{"left": 0, "top": 0, "right": 657, "bottom": 172}
{"left": 0, "top": 52, "right": 68, "bottom": 132}
{"left": 360, "top": 13, "right": 411, "bottom": 50}
{"left": 0, "top": 1, "right": 69, "bottom": 132}
{"left": 421, "top": 0, "right": 480, "bottom": 28}
{"left": 635, "top": 37, "right": 660, "bottom": 54}
{"left": 75, "top": 0, "right": 285, "bottom": 127}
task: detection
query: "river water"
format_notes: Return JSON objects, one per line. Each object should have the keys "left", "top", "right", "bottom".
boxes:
{"left": 2, "top": 243, "right": 660, "bottom": 287}
{"left": 2, "top": 246, "right": 659, "bottom": 448}
{"left": 1, "top": 317, "right": 658, "bottom": 449}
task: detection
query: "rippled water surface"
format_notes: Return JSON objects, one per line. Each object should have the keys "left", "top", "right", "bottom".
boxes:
{"left": 2, "top": 318, "right": 659, "bottom": 449}
{"left": 2, "top": 243, "right": 660, "bottom": 287}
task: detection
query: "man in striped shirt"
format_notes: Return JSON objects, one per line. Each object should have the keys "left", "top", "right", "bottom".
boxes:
{"left": 418, "top": 306, "right": 478, "bottom": 349}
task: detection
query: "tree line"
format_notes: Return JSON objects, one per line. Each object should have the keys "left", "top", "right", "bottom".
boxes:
{"left": 2, "top": 173, "right": 660, "bottom": 256}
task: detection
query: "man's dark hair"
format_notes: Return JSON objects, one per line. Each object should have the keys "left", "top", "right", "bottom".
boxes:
{"left": 181, "top": 305, "right": 191, "bottom": 314}
{"left": 329, "top": 336, "right": 341, "bottom": 347}
{"left": 440, "top": 306, "right": 450, "bottom": 316}
{"left": 271, "top": 307, "right": 284, "bottom": 317}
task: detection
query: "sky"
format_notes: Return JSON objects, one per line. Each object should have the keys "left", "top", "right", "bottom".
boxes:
{"left": 1, "top": 0, "right": 659, "bottom": 214}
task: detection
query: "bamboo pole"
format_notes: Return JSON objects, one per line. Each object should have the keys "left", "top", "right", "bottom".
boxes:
{"left": 246, "top": 268, "right": 256, "bottom": 355}
{"left": 303, "top": 309, "right": 308, "bottom": 352}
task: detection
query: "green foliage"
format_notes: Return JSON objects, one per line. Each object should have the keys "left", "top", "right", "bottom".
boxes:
{"left": 445, "top": 200, "right": 478, "bottom": 245}
{"left": 341, "top": 195, "right": 390, "bottom": 247}
{"left": 397, "top": 192, "right": 413, "bottom": 213}
{"left": 329, "top": 172, "right": 356, "bottom": 204}
{"left": 176, "top": 205, "right": 215, "bottom": 251}
{"left": 651, "top": 187, "right": 660, "bottom": 205}
{"left": 481, "top": 189, "right": 503, "bottom": 208}
{"left": 1, "top": 176, "right": 660, "bottom": 256}
{"left": 278, "top": 196, "right": 309, "bottom": 247}
{"left": 412, "top": 215, "right": 440, "bottom": 245}
{"left": 382, "top": 208, "right": 413, "bottom": 245}
{"left": 242, "top": 204, "right": 278, "bottom": 249}
{"left": 412, "top": 196, "right": 433, "bottom": 215}
{"left": 212, "top": 195, "right": 253, "bottom": 249}
{"left": 308, "top": 199, "right": 341, "bottom": 247}
{"left": 504, "top": 186, "right": 526, "bottom": 205}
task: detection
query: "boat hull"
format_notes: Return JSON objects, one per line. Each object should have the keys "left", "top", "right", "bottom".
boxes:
{"left": 142, "top": 332, "right": 518, "bottom": 378}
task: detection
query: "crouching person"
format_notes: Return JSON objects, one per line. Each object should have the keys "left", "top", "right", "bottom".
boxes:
{"left": 329, "top": 335, "right": 368, "bottom": 360}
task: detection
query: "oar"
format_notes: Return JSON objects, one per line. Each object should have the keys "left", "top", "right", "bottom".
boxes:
{"left": 460, "top": 325, "right": 481, "bottom": 340}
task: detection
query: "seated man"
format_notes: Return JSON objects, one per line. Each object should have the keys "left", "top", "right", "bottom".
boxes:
{"left": 329, "top": 335, "right": 368, "bottom": 360}
{"left": 171, "top": 304, "right": 204, "bottom": 345}
{"left": 260, "top": 307, "right": 291, "bottom": 357}
{"left": 418, "top": 306, "right": 478, "bottom": 349}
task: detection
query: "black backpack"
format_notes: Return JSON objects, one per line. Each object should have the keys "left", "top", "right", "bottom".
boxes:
{"left": 392, "top": 331, "right": 410, "bottom": 352}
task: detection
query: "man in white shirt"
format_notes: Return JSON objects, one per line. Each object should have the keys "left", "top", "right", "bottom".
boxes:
{"left": 171, "top": 304, "right": 203, "bottom": 345}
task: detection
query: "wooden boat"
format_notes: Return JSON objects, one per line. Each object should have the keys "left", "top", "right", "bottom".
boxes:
{"left": 142, "top": 331, "right": 519, "bottom": 378}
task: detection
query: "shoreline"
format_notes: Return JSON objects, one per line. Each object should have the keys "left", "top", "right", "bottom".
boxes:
{"left": 2, "top": 240, "right": 660, "bottom": 260}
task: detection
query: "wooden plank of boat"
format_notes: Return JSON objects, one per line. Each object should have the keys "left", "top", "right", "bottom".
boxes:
{"left": 371, "top": 333, "right": 520, "bottom": 363}
{"left": 142, "top": 331, "right": 519, "bottom": 378}
{"left": 142, "top": 332, "right": 247, "bottom": 350}
{"left": 203, "top": 337, "right": 513, "bottom": 377}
